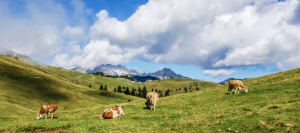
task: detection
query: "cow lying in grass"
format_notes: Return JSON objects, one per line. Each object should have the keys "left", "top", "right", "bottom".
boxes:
{"left": 146, "top": 91, "right": 159, "bottom": 111}
{"left": 37, "top": 103, "right": 58, "bottom": 119}
{"left": 100, "top": 105, "right": 124, "bottom": 119}
{"left": 228, "top": 80, "right": 248, "bottom": 94}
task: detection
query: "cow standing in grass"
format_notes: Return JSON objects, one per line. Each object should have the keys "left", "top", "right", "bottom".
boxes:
{"left": 100, "top": 105, "right": 124, "bottom": 119}
{"left": 37, "top": 103, "right": 58, "bottom": 119}
{"left": 228, "top": 80, "right": 248, "bottom": 94}
{"left": 146, "top": 91, "right": 159, "bottom": 111}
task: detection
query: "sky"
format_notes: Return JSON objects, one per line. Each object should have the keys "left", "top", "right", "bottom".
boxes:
{"left": 1, "top": 0, "right": 300, "bottom": 82}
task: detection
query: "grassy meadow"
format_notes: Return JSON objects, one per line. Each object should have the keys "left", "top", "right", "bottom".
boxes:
{"left": 0, "top": 55, "right": 299, "bottom": 132}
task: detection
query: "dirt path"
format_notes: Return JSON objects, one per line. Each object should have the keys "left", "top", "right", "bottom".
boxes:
{"left": 91, "top": 75, "right": 95, "bottom": 80}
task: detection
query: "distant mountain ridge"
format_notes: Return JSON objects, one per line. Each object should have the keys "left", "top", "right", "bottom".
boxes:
{"left": 71, "top": 65, "right": 190, "bottom": 81}
{"left": 71, "top": 64, "right": 139, "bottom": 75}
{"left": 0, "top": 47, "right": 48, "bottom": 68}
{"left": 143, "top": 68, "right": 189, "bottom": 79}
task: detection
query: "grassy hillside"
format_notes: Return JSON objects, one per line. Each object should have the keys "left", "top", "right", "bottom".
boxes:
{"left": 1, "top": 55, "right": 299, "bottom": 132}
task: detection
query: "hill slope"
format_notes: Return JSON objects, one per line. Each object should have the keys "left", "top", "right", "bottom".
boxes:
{"left": 0, "top": 55, "right": 299, "bottom": 132}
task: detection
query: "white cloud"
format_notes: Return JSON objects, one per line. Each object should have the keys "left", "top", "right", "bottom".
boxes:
{"left": 62, "top": 26, "right": 85, "bottom": 41}
{"left": 275, "top": 55, "right": 300, "bottom": 71}
{"left": 203, "top": 69, "right": 236, "bottom": 78}
{"left": 85, "top": 0, "right": 300, "bottom": 71}
{"left": 53, "top": 39, "right": 147, "bottom": 68}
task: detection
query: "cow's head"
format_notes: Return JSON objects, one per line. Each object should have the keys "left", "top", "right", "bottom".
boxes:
{"left": 116, "top": 105, "right": 125, "bottom": 116}
{"left": 243, "top": 87, "right": 248, "bottom": 93}
{"left": 37, "top": 114, "right": 42, "bottom": 119}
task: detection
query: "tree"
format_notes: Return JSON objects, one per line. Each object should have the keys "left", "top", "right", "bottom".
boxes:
{"left": 165, "top": 89, "right": 170, "bottom": 97}
{"left": 152, "top": 88, "right": 153, "bottom": 92}
{"left": 196, "top": 87, "right": 200, "bottom": 90}
{"left": 155, "top": 89, "right": 158, "bottom": 92}
{"left": 100, "top": 85, "right": 103, "bottom": 90}
{"left": 142, "top": 86, "right": 147, "bottom": 98}
{"left": 117, "top": 85, "right": 122, "bottom": 93}
{"left": 138, "top": 91, "right": 142, "bottom": 97}
{"left": 124, "top": 87, "right": 130, "bottom": 95}
{"left": 184, "top": 87, "right": 187, "bottom": 93}
{"left": 89, "top": 84, "right": 91, "bottom": 88}
{"left": 176, "top": 89, "right": 178, "bottom": 91}
{"left": 159, "top": 91, "right": 163, "bottom": 97}
{"left": 104, "top": 85, "right": 107, "bottom": 90}
{"left": 179, "top": 88, "right": 181, "bottom": 91}
{"left": 138, "top": 88, "right": 141, "bottom": 92}
{"left": 131, "top": 88, "right": 135, "bottom": 96}
{"left": 128, "top": 99, "right": 131, "bottom": 102}
{"left": 114, "top": 88, "right": 116, "bottom": 92}
{"left": 76, "top": 79, "right": 79, "bottom": 85}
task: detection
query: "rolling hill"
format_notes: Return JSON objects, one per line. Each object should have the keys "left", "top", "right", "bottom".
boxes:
{"left": 0, "top": 55, "right": 299, "bottom": 132}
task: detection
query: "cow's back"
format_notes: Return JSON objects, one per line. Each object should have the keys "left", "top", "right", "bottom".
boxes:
{"left": 229, "top": 80, "right": 245, "bottom": 88}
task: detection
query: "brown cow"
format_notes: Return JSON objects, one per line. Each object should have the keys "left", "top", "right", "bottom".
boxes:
{"left": 37, "top": 103, "right": 58, "bottom": 119}
{"left": 228, "top": 80, "right": 248, "bottom": 94}
{"left": 100, "top": 105, "right": 124, "bottom": 119}
{"left": 146, "top": 91, "right": 159, "bottom": 111}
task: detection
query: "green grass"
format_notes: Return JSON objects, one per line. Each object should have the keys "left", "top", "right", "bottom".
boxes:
{"left": 0, "top": 55, "right": 299, "bottom": 132}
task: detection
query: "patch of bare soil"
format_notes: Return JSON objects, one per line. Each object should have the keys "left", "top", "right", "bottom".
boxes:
{"left": 34, "top": 126, "right": 71, "bottom": 133}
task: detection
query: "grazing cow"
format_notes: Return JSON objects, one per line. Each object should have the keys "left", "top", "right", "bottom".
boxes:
{"left": 228, "top": 80, "right": 248, "bottom": 94}
{"left": 37, "top": 103, "right": 58, "bottom": 119}
{"left": 146, "top": 91, "right": 159, "bottom": 111}
{"left": 100, "top": 105, "right": 124, "bottom": 119}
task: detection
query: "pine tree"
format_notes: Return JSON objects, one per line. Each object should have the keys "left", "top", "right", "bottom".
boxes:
{"left": 142, "top": 86, "right": 147, "bottom": 98}
{"left": 196, "top": 87, "right": 200, "bottom": 90}
{"left": 76, "top": 79, "right": 79, "bottom": 85}
{"left": 117, "top": 85, "right": 122, "bottom": 93}
{"left": 105, "top": 85, "right": 107, "bottom": 90}
{"left": 179, "top": 88, "right": 181, "bottom": 91}
{"left": 124, "top": 88, "right": 130, "bottom": 95}
{"left": 138, "top": 88, "right": 141, "bottom": 92}
{"left": 89, "top": 84, "right": 91, "bottom": 88}
{"left": 131, "top": 88, "right": 135, "bottom": 96}
{"left": 114, "top": 88, "right": 116, "bottom": 92}
{"left": 184, "top": 87, "right": 187, "bottom": 93}
{"left": 159, "top": 91, "right": 163, "bottom": 97}
{"left": 100, "top": 85, "right": 103, "bottom": 90}
{"left": 152, "top": 88, "right": 153, "bottom": 92}
{"left": 138, "top": 91, "right": 142, "bottom": 97}
{"left": 155, "top": 89, "right": 158, "bottom": 92}
{"left": 165, "top": 89, "right": 170, "bottom": 97}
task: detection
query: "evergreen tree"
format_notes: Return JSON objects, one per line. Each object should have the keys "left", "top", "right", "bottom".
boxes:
{"left": 100, "top": 85, "right": 103, "bottom": 90}
{"left": 124, "top": 87, "right": 130, "bottom": 95}
{"left": 105, "top": 85, "right": 107, "bottom": 90}
{"left": 155, "top": 89, "right": 158, "bottom": 92}
{"left": 114, "top": 87, "right": 116, "bottom": 92}
{"left": 131, "top": 88, "right": 135, "bottom": 96}
{"left": 138, "top": 88, "right": 141, "bottom": 92}
{"left": 138, "top": 91, "right": 142, "bottom": 97}
{"left": 176, "top": 89, "right": 178, "bottom": 91}
{"left": 184, "top": 87, "right": 187, "bottom": 93}
{"left": 179, "top": 88, "right": 181, "bottom": 91}
{"left": 165, "top": 89, "right": 170, "bottom": 97}
{"left": 196, "top": 87, "right": 200, "bottom": 90}
{"left": 89, "top": 84, "right": 91, "bottom": 88}
{"left": 152, "top": 88, "right": 153, "bottom": 92}
{"left": 76, "top": 79, "right": 79, "bottom": 85}
{"left": 122, "top": 87, "right": 125, "bottom": 89}
{"left": 159, "top": 91, "right": 163, "bottom": 97}
{"left": 128, "top": 99, "right": 131, "bottom": 102}
{"left": 142, "top": 86, "right": 147, "bottom": 98}
{"left": 117, "top": 85, "right": 122, "bottom": 93}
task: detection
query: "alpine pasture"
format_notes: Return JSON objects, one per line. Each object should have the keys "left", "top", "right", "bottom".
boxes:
{"left": 0, "top": 55, "right": 299, "bottom": 132}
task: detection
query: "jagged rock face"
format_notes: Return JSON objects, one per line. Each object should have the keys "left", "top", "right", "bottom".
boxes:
{"left": 146, "top": 68, "right": 187, "bottom": 79}
{"left": 72, "top": 64, "right": 139, "bottom": 75}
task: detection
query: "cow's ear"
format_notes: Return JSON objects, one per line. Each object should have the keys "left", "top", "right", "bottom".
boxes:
{"left": 116, "top": 105, "right": 118, "bottom": 108}
{"left": 122, "top": 106, "right": 123, "bottom": 108}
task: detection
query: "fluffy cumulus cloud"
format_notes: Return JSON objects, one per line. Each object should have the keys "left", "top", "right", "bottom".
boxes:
{"left": 65, "top": 0, "right": 297, "bottom": 71}
{"left": 53, "top": 39, "right": 146, "bottom": 68}
{"left": 203, "top": 69, "right": 236, "bottom": 78}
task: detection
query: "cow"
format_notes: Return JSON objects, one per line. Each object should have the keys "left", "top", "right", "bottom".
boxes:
{"left": 146, "top": 91, "right": 159, "bottom": 111}
{"left": 228, "top": 80, "right": 248, "bottom": 94}
{"left": 100, "top": 105, "right": 124, "bottom": 119}
{"left": 37, "top": 103, "right": 58, "bottom": 119}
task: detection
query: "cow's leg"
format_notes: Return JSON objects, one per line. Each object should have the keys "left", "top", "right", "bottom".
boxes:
{"left": 45, "top": 112, "right": 48, "bottom": 119}
{"left": 51, "top": 112, "right": 54, "bottom": 119}
{"left": 235, "top": 87, "right": 237, "bottom": 94}
{"left": 147, "top": 101, "right": 151, "bottom": 110}
{"left": 153, "top": 102, "right": 156, "bottom": 111}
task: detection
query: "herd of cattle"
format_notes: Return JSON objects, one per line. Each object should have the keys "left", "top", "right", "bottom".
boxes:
{"left": 37, "top": 80, "right": 248, "bottom": 120}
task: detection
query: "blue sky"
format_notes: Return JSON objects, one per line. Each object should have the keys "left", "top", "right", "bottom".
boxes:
{"left": 1, "top": 0, "right": 300, "bottom": 82}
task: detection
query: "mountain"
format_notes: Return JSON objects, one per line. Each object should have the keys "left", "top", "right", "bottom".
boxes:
{"left": 144, "top": 68, "right": 189, "bottom": 79}
{"left": 0, "top": 47, "right": 48, "bottom": 68}
{"left": 71, "top": 64, "right": 139, "bottom": 75}
{"left": 218, "top": 78, "right": 248, "bottom": 85}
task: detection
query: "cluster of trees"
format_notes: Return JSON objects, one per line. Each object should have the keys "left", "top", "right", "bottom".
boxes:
{"left": 91, "top": 72, "right": 134, "bottom": 81}
{"left": 99, "top": 84, "right": 108, "bottom": 90}
{"left": 111, "top": 85, "right": 171, "bottom": 98}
